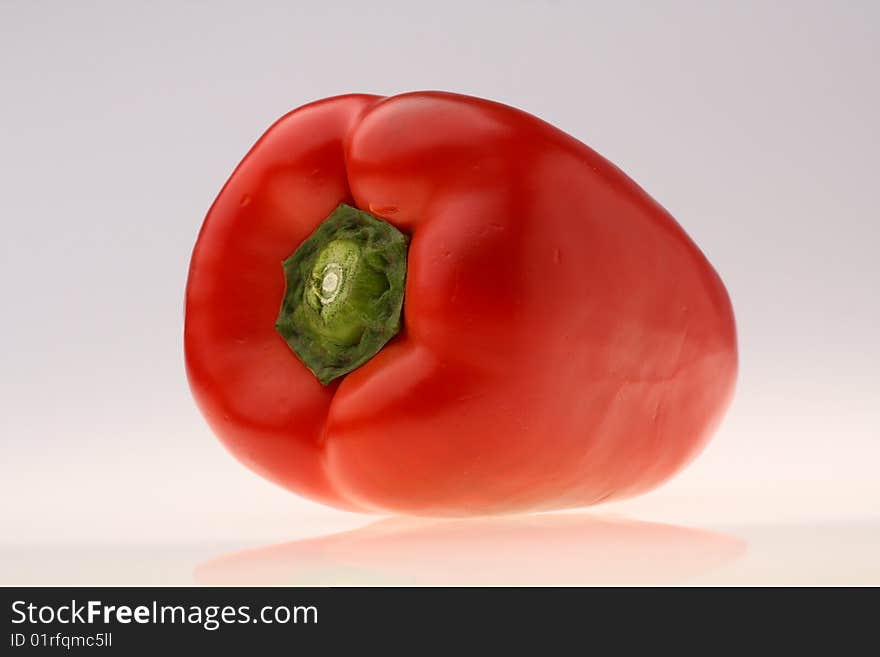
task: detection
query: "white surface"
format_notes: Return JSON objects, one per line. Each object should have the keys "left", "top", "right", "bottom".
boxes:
{"left": 1, "top": 1, "right": 878, "bottom": 585}
{"left": 3, "top": 512, "right": 878, "bottom": 586}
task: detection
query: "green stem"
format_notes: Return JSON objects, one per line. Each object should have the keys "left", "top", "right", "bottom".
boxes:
{"left": 275, "top": 203, "right": 409, "bottom": 385}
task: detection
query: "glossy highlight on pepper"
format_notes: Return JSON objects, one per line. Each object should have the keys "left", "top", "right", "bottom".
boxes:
{"left": 184, "top": 91, "right": 738, "bottom": 515}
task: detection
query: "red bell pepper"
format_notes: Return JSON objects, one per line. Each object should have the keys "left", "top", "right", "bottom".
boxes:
{"left": 185, "top": 91, "right": 737, "bottom": 515}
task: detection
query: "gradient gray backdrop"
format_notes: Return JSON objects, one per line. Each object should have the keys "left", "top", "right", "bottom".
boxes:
{"left": 1, "top": 0, "right": 877, "bottom": 583}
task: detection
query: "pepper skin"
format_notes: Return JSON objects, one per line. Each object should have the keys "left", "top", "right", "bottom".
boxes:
{"left": 185, "top": 92, "right": 737, "bottom": 515}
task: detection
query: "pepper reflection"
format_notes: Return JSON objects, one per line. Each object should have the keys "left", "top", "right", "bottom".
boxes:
{"left": 195, "top": 514, "right": 744, "bottom": 585}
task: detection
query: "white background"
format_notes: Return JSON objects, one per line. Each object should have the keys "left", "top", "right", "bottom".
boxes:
{"left": 1, "top": 0, "right": 877, "bottom": 584}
